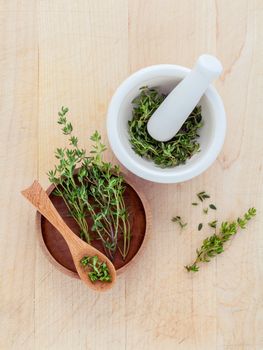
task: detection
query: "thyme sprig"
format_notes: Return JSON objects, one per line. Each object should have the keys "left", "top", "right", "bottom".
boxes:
{"left": 48, "top": 107, "right": 89, "bottom": 242}
{"left": 128, "top": 86, "right": 203, "bottom": 168}
{"left": 185, "top": 208, "right": 256, "bottom": 272}
{"left": 48, "top": 107, "right": 131, "bottom": 261}
{"left": 80, "top": 255, "right": 111, "bottom": 282}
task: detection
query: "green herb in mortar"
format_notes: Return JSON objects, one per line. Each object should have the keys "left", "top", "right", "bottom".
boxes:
{"left": 128, "top": 86, "right": 203, "bottom": 168}
{"left": 185, "top": 208, "right": 256, "bottom": 272}
{"left": 80, "top": 255, "right": 111, "bottom": 282}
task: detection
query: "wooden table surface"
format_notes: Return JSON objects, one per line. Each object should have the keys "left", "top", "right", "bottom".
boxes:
{"left": 1, "top": 1, "right": 263, "bottom": 349}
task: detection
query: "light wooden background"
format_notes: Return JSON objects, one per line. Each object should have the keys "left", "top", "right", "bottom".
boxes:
{"left": 1, "top": 1, "right": 263, "bottom": 349}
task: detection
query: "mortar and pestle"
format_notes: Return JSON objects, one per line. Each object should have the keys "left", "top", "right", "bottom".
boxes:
{"left": 107, "top": 54, "right": 226, "bottom": 183}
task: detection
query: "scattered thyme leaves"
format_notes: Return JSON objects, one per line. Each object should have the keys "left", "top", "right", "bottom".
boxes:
{"left": 198, "top": 223, "right": 203, "bottom": 231}
{"left": 185, "top": 208, "right": 256, "bottom": 272}
{"left": 128, "top": 86, "right": 203, "bottom": 168}
{"left": 197, "top": 191, "right": 210, "bottom": 202}
{"left": 203, "top": 208, "right": 208, "bottom": 214}
{"left": 209, "top": 204, "right": 217, "bottom": 210}
{"left": 192, "top": 202, "right": 198, "bottom": 206}
{"left": 80, "top": 255, "right": 111, "bottom": 282}
{"left": 172, "top": 216, "right": 187, "bottom": 229}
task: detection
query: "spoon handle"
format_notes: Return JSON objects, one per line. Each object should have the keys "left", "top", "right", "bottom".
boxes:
{"left": 21, "top": 180, "right": 78, "bottom": 245}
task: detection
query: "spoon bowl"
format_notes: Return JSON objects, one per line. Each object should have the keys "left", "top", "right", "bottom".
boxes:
{"left": 21, "top": 181, "right": 116, "bottom": 292}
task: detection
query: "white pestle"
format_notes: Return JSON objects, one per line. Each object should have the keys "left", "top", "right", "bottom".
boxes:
{"left": 147, "top": 54, "right": 223, "bottom": 142}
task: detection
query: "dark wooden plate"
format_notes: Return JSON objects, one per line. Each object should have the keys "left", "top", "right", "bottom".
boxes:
{"left": 36, "top": 176, "right": 150, "bottom": 278}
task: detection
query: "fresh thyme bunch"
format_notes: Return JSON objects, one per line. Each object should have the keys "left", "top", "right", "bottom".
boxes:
{"left": 80, "top": 255, "right": 111, "bottom": 282}
{"left": 185, "top": 208, "right": 256, "bottom": 272}
{"left": 48, "top": 107, "right": 131, "bottom": 261}
{"left": 128, "top": 87, "right": 203, "bottom": 168}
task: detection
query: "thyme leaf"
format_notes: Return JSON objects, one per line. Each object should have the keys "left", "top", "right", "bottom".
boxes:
{"left": 197, "top": 191, "right": 210, "bottom": 202}
{"left": 172, "top": 216, "right": 187, "bottom": 229}
{"left": 208, "top": 220, "right": 217, "bottom": 228}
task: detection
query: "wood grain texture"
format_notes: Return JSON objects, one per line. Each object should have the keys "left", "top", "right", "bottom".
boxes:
{"left": 0, "top": 0, "right": 263, "bottom": 349}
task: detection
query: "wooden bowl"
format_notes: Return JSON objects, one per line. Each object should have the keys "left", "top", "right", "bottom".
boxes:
{"left": 36, "top": 175, "right": 150, "bottom": 278}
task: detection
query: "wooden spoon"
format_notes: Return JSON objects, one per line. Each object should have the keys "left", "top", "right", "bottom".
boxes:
{"left": 21, "top": 180, "right": 116, "bottom": 292}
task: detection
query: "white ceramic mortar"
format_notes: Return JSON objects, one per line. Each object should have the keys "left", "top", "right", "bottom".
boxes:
{"left": 107, "top": 64, "right": 226, "bottom": 183}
